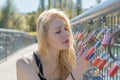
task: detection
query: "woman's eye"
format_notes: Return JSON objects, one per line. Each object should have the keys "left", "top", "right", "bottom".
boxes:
{"left": 56, "top": 30, "right": 61, "bottom": 33}
{"left": 65, "top": 28, "right": 68, "bottom": 31}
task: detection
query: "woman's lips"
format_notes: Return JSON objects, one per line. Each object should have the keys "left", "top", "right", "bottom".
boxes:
{"left": 62, "top": 39, "right": 69, "bottom": 44}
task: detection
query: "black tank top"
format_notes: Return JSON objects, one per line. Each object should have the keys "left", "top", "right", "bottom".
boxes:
{"left": 33, "top": 52, "right": 46, "bottom": 80}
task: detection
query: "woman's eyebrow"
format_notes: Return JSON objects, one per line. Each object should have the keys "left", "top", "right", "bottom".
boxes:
{"left": 55, "top": 26, "right": 61, "bottom": 30}
{"left": 55, "top": 24, "right": 67, "bottom": 30}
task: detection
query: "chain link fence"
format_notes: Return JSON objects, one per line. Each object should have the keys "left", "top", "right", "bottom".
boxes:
{"left": 71, "top": 0, "right": 120, "bottom": 80}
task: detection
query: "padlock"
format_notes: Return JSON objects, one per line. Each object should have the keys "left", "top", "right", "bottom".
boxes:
{"left": 92, "top": 51, "right": 106, "bottom": 67}
{"left": 92, "top": 57, "right": 102, "bottom": 67}
{"left": 85, "top": 41, "right": 101, "bottom": 61}
{"left": 96, "top": 26, "right": 108, "bottom": 40}
{"left": 97, "top": 55, "right": 109, "bottom": 70}
{"left": 108, "top": 61, "right": 120, "bottom": 77}
{"left": 102, "top": 33, "right": 111, "bottom": 46}
{"left": 86, "top": 29, "right": 98, "bottom": 43}
{"left": 97, "top": 59, "right": 107, "bottom": 70}
{"left": 94, "top": 55, "right": 110, "bottom": 75}
{"left": 101, "top": 28, "right": 114, "bottom": 46}
{"left": 85, "top": 47, "right": 96, "bottom": 61}
{"left": 86, "top": 33, "right": 94, "bottom": 43}
{"left": 88, "top": 53, "right": 95, "bottom": 60}
{"left": 77, "top": 33, "right": 84, "bottom": 40}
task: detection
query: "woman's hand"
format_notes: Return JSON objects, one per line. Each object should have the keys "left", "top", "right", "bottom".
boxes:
{"left": 66, "top": 52, "right": 91, "bottom": 80}
{"left": 73, "top": 55, "right": 91, "bottom": 80}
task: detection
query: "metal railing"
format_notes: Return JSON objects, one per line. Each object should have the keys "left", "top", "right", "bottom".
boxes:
{"left": 71, "top": 0, "right": 120, "bottom": 26}
{"left": 0, "top": 28, "right": 36, "bottom": 61}
{"left": 70, "top": 0, "right": 120, "bottom": 80}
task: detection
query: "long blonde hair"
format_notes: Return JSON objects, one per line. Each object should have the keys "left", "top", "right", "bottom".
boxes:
{"left": 36, "top": 9, "right": 76, "bottom": 80}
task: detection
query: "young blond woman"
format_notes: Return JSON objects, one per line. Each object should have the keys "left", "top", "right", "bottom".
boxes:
{"left": 16, "top": 9, "right": 90, "bottom": 80}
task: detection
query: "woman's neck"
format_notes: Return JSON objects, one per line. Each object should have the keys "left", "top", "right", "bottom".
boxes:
{"left": 47, "top": 46, "right": 60, "bottom": 63}
{"left": 39, "top": 46, "right": 60, "bottom": 65}
{"left": 39, "top": 47, "right": 61, "bottom": 79}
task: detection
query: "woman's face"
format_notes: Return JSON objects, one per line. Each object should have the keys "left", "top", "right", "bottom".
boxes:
{"left": 46, "top": 17, "right": 70, "bottom": 50}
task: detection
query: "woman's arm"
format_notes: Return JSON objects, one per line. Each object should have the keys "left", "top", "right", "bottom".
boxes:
{"left": 16, "top": 58, "right": 40, "bottom": 80}
{"left": 67, "top": 56, "right": 90, "bottom": 80}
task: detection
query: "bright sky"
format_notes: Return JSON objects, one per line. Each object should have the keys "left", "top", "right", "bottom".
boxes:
{"left": 0, "top": 0, "right": 106, "bottom": 13}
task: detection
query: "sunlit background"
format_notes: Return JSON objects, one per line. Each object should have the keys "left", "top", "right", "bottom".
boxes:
{"left": 1, "top": 1, "right": 120, "bottom": 80}
{"left": 0, "top": 0, "right": 106, "bottom": 32}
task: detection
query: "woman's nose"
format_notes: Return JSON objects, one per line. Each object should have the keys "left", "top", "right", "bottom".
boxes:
{"left": 62, "top": 30, "right": 69, "bottom": 38}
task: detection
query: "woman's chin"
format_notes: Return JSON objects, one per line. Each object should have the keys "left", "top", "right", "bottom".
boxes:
{"left": 61, "top": 45, "right": 70, "bottom": 50}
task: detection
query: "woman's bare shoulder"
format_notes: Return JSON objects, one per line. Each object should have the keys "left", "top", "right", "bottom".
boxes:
{"left": 16, "top": 53, "right": 40, "bottom": 80}
{"left": 16, "top": 52, "right": 35, "bottom": 67}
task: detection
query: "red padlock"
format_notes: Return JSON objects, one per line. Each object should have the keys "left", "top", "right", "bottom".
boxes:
{"left": 108, "top": 62, "right": 119, "bottom": 77}
{"left": 85, "top": 47, "right": 95, "bottom": 60}
{"left": 92, "top": 51, "right": 106, "bottom": 67}
{"left": 92, "top": 57, "right": 102, "bottom": 67}
{"left": 97, "top": 55, "right": 109, "bottom": 70}
{"left": 77, "top": 33, "right": 84, "bottom": 40}
{"left": 85, "top": 41, "right": 101, "bottom": 61}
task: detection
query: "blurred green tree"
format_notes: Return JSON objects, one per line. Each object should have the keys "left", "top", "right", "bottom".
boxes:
{"left": 0, "top": 0, "right": 15, "bottom": 28}
{"left": 68, "top": 0, "right": 73, "bottom": 19}
{"left": 11, "top": 13, "right": 29, "bottom": 31}
{"left": 25, "top": 12, "right": 36, "bottom": 31}
{"left": 76, "top": 0, "right": 82, "bottom": 15}
{"left": 59, "top": 0, "right": 62, "bottom": 10}
{"left": 38, "top": 0, "right": 45, "bottom": 12}
{"left": 0, "top": 10, "right": 2, "bottom": 21}
{"left": 0, "top": 0, "right": 29, "bottom": 31}
{"left": 48, "top": 0, "right": 52, "bottom": 9}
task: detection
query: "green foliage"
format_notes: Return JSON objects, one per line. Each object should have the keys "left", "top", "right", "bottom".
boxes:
{"left": 0, "top": 0, "right": 29, "bottom": 31}
{"left": 0, "top": 0, "right": 83, "bottom": 31}
{"left": 76, "top": 0, "right": 82, "bottom": 15}
{"left": 38, "top": 0, "right": 45, "bottom": 12}
{"left": 0, "top": 10, "right": 2, "bottom": 21}
{"left": 11, "top": 13, "right": 29, "bottom": 31}
{"left": 25, "top": 12, "right": 37, "bottom": 31}
{"left": 0, "top": 0, "right": 15, "bottom": 28}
